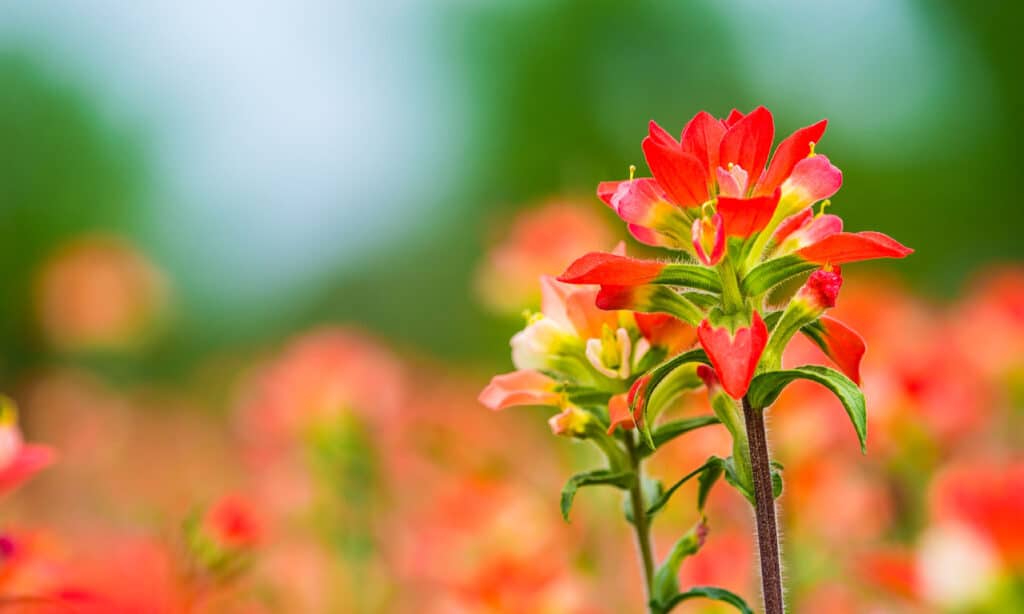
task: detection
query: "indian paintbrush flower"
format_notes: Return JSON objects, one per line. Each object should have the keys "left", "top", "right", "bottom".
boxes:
{"left": 483, "top": 106, "right": 912, "bottom": 614}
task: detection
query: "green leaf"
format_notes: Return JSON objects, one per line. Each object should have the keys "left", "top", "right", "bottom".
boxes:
{"left": 633, "top": 349, "right": 710, "bottom": 448}
{"left": 721, "top": 456, "right": 754, "bottom": 504}
{"left": 657, "top": 264, "right": 722, "bottom": 292}
{"left": 697, "top": 457, "right": 724, "bottom": 511}
{"left": 741, "top": 254, "right": 818, "bottom": 296}
{"left": 654, "top": 586, "right": 755, "bottom": 614}
{"left": 560, "top": 469, "right": 635, "bottom": 522}
{"left": 748, "top": 365, "right": 867, "bottom": 453}
{"left": 646, "top": 457, "right": 723, "bottom": 517}
{"left": 651, "top": 523, "right": 706, "bottom": 605}
{"left": 639, "top": 415, "right": 720, "bottom": 458}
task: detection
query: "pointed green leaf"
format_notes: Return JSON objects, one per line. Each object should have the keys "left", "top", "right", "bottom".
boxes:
{"left": 748, "top": 365, "right": 867, "bottom": 452}
{"left": 560, "top": 469, "right": 636, "bottom": 522}
{"left": 654, "top": 586, "right": 755, "bottom": 614}
{"left": 741, "top": 254, "right": 817, "bottom": 296}
{"left": 697, "top": 457, "right": 725, "bottom": 511}
{"left": 639, "top": 415, "right": 720, "bottom": 458}
{"left": 646, "top": 457, "right": 723, "bottom": 517}
{"left": 656, "top": 264, "right": 723, "bottom": 292}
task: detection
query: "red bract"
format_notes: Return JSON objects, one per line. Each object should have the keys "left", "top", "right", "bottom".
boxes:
{"left": 797, "top": 231, "right": 913, "bottom": 265}
{"left": 558, "top": 251, "right": 666, "bottom": 285}
{"left": 815, "top": 316, "right": 866, "bottom": 384}
{"left": 697, "top": 312, "right": 769, "bottom": 398}
{"left": 717, "top": 189, "right": 780, "bottom": 238}
{"left": 634, "top": 312, "right": 697, "bottom": 354}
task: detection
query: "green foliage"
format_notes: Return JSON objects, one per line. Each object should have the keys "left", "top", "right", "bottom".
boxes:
{"left": 631, "top": 348, "right": 710, "bottom": 447}
{"left": 640, "top": 415, "right": 720, "bottom": 458}
{"left": 652, "top": 586, "right": 755, "bottom": 614}
{"left": 741, "top": 255, "right": 818, "bottom": 296}
{"left": 748, "top": 365, "right": 868, "bottom": 452}
{"left": 560, "top": 469, "right": 636, "bottom": 522}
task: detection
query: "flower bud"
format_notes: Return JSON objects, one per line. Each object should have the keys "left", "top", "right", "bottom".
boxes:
{"left": 692, "top": 213, "right": 725, "bottom": 266}
{"left": 548, "top": 405, "right": 596, "bottom": 438}
{"left": 760, "top": 267, "right": 844, "bottom": 373}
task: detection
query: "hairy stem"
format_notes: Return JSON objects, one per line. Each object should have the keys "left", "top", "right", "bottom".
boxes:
{"left": 624, "top": 432, "right": 656, "bottom": 610}
{"left": 742, "top": 396, "right": 785, "bottom": 614}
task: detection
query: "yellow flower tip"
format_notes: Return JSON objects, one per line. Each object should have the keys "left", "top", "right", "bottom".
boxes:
{"left": 808, "top": 141, "right": 817, "bottom": 157}
{"left": 816, "top": 199, "right": 832, "bottom": 218}
{"left": 823, "top": 260, "right": 834, "bottom": 273}
{"left": 727, "top": 162, "right": 735, "bottom": 170}
{"left": 628, "top": 164, "right": 637, "bottom": 181}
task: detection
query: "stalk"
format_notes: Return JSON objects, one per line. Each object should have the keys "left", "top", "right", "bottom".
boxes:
{"left": 741, "top": 396, "right": 785, "bottom": 614}
{"left": 624, "top": 431, "right": 656, "bottom": 610}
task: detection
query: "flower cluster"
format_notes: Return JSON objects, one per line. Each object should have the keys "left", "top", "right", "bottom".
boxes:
{"left": 482, "top": 107, "right": 911, "bottom": 613}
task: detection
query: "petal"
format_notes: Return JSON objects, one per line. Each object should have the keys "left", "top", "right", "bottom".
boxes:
{"left": 797, "top": 231, "right": 913, "bottom": 265}
{"left": 815, "top": 316, "right": 866, "bottom": 385}
{"left": 564, "top": 286, "right": 618, "bottom": 338}
{"left": 598, "top": 178, "right": 689, "bottom": 248}
{"left": 642, "top": 138, "right": 709, "bottom": 208}
{"left": 558, "top": 252, "right": 666, "bottom": 285}
{"left": 635, "top": 312, "right": 697, "bottom": 354}
{"left": 0, "top": 444, "right": 56, "bottom": 496}
{"left": 719, "top": 106, "right": 774, "bottom": 186}
{"left": 680, "top": 111, "right": 727, "bottom": 183}
{"left": 627, "top": 224, "right": 675, "bottom": 248}
{"left": 648, "top": 119, "right": 680, "bottom": 149}
{"left": 478, "top": 370, "right": 560, "bottom": 411}
{"left": 697, "top": 312, "right": 768, "bottom": 398}
{"left": 755, "top": 119, "right": 828, "bottom": 196}
{"left": 717, "top": 189, "right": 781, "bottom": 238}
{"left": 724, "top": 109, "right": 746, "bottom": 127}
{"left": 606, "top": 392, "right": 634, "bottom": 434}
{"left": 780, "top": 155, "right": 843, "bottom": 210}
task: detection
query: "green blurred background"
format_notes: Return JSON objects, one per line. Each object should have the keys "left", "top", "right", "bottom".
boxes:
{"left": 0, "top": 0, "right": 1020, "bottom": 382}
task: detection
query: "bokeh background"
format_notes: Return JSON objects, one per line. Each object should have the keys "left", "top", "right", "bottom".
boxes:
{"left": 0, "top": 1, "right": 1021, "bottom": 612}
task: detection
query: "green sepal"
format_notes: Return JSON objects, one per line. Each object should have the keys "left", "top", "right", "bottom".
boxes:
{"left": 560, "top": 469, "right": 636, "bottom": 522}
{"left": 747, "top": 365, "right": 867, "bottom": 453}
{"left": 632, "top": 348, "right": 710, "bottom": 448}
{"left": 655, "top": 264, "right": 723, "bottom": 293}
{"left": 718, "top": 455, "right": 783, "bottom": 504}
{"left": 638, "top": 415, "right": 720, "bottom": 459}
{"left": 741, "top": 254, "right": 817, "bottom": 296}
{"left": 652, "top": 586, "right": 755, "bottom": 614}
{"left": 651, "top": 522, "right": 706, "bottom": 606}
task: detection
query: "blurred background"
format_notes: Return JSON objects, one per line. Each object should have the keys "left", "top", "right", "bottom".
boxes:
{"left": 0, "top": 1, "right": 1021, "bottom": 612}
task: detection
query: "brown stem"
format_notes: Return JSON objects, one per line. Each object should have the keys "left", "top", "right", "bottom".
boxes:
{"left": 742, "top": 396, "right": 785, "bottom": 614}
{"left": 624, "top": 432, "right": 656, "bottom": 609}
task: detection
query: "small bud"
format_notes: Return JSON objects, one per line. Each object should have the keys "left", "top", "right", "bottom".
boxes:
{"left": 692, "top": 213, "right": 725, "bottom": 266}
{"left": 795, "top": 267, "right": 843, "bottom": 313}
{"left": 548, "top": 405, "right": 594, "bottom": 438}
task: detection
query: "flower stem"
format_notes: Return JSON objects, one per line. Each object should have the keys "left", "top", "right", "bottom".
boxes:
{"left": 624, "top": 431, "right": 656, "bottom": 610}
{"left": 741, "top": 396, "right": 785, "bottom": 614}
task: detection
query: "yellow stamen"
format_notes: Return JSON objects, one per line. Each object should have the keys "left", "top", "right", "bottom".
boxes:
{"left": 816, "top": 199, "right": 831, "bottom": 218}
{"left": 808, "top": 141, "right": 817, "bottom": 157}
{"left": 629, "top": 164, "right": 636, "bottom": 181}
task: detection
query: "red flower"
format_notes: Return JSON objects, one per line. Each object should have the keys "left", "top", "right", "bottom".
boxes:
{"left": 205, "top": 493, "right": 264, "bottom": 549}
{"left": 600, "top": 107, "right": 833, "bottom": 250}
{"left": 697, "top": 312, "right": 769, "bottom": 398}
